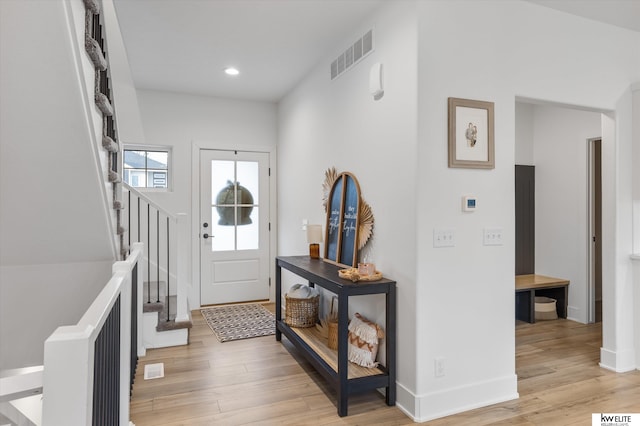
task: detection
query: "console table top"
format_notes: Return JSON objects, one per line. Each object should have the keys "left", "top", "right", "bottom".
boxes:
{"left": 516, "top": 274, "right": 570, "bottom": 291}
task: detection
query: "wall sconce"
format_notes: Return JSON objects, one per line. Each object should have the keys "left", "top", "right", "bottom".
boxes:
{"left": 306, "top": 224, "right": 323, "bottom": 259}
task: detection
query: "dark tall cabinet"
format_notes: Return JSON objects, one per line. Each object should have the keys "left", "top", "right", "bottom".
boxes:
{"left": 515, "top": 165, "right": 535, "bottom": 275}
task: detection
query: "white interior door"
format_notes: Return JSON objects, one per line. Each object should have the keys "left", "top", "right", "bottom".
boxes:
{"left": 200, "top": 150, "right": 270, "bottom": 305}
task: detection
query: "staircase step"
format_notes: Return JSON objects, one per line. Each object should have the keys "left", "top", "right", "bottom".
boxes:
{"left": 142, "top": 281, "right": 166, "bottom": 313}
{"left": 142, "top": 282, "right": 192, "bottom": 332}
{"left": 156, "top": 297, "right": 192, "bottom": 332}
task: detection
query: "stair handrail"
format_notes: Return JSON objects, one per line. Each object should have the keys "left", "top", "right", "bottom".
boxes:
{"left": 42, "top": 242, "right": 144, "bottom": 426}
{"left": 0, "top": 366, "right": 43, "bottom": 402}
{"left": 123, "top": 182, "right": 176, "bottom": 222}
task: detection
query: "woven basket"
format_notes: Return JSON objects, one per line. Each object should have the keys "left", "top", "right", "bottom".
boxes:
{"left": 535, "top": 296, "right": 558, "bottom": 321}
{"left": 327, "top": 320, "right": 338, "bottom": 350}
{"left": 285, "top": 294, "right": 319, "bottom": 328}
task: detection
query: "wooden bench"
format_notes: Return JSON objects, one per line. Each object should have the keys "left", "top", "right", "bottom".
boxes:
{"left": 515, "top": 274, "right": 569, "bottom": 323}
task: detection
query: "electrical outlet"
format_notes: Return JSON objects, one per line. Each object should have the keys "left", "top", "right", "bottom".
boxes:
{"left": 435, "top": 357, "right": 445, "bottom": 377}
{"left": 433, "top": 229, "right": 455, "bottom": 248}
{"left": 483, "top": 227, "right": 503, "bottom": 246}
{"left": 302, "top": 219, "right": 308, "bottom": 231}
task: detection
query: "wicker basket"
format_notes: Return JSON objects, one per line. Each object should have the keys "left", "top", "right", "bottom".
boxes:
{"left": 327, "top": 320, "right": 338, "bottom": 350}
{"left": 285, "top": 294, "right": 319, "bottom": 328}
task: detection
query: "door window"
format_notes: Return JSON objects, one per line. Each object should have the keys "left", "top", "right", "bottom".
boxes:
{"left": 210, "top": 160, "right": 260, "bottom": 252}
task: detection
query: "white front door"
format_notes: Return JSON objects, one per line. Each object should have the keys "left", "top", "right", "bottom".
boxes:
{"left": 200, "top": 150, "right": 270, "bottom": 305}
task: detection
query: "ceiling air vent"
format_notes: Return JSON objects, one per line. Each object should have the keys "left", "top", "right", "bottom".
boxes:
{"left": 330, "top": 29, "right": 374, "bottom": 81}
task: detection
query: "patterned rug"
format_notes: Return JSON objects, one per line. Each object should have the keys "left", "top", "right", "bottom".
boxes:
{"left": 201, "top": 304, "right": 275, "bottom": 343}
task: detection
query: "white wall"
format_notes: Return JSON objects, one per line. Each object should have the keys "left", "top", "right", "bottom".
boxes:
{"left": 278, "top": 0, "right": 418, "bottom": 414}
{"left": 633, "top": 84, "right": 640, "bottom": 253}
{"left": 135, "top": 90, "right": 277, "bottom": 307}
{"left": 0, "top": 0, "right": 119, "bottom": 368}
{"left": 0, "top": 0, "right": 115, "bottom": 266}
{"left": 515, "top": 102, "right": 534, "bottom": 165}
{"left": 532, "top": 105, "right": 601, "bottom": 323}
{"left": 0, "top": 260, "right": 113, "bottom": 369}
{"left": 416, "top": 0, "right": 640, "bottom": 421}
{"left": 103, "top": 0, "right": 147, "bottom": 145}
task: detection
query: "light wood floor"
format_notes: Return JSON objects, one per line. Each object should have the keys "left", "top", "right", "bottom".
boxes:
{"left": 130, "top": 307, "right": 640, "bottom": 425}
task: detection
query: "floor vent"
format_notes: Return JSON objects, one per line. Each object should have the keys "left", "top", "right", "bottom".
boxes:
{"left": 330, "top": 29, "right": 374, "bottom": 80}
{"left": 143, "top": 363, "right": 164, "bottom": 380}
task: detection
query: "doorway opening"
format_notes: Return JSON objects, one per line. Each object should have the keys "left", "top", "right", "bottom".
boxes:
{"left": 515, "top": 100, "right": 604, "bottom": 325}
{"left": 588, "top": 138, "right": 602, "bottom": 323}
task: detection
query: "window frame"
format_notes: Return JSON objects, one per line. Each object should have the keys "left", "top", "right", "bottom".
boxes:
{"left": 122, "top": 145, "right": 172, "bottom": 192}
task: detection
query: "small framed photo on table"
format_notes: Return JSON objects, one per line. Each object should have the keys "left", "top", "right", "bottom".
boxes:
{"left": 448, "top": 97, "right": 495, "bottom": 169}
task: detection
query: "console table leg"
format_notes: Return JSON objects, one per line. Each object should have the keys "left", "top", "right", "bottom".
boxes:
{"left": 338, "top": 394, "right": 348, "bottom": 417}
{"left": 529, "top": 290, "right": 535, "bottom": 323}
{"left": 386, "top": 284, "right": 396, "bottom": 406}
{"left": 275, "top": 264, "right": 282, "bottom": 341}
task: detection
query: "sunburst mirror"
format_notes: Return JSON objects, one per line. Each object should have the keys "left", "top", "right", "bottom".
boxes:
{"left": 322, "top": 167, "right": 374, "bottom": 267}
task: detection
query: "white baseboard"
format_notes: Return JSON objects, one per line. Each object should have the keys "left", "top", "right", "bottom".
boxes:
{"left": 395, "top": 382, "right": 418, "bottom": 421}
{"left": 413, "top": 375, "right": 518, "bottom": 423}
{"left": 600, "top": 347, "right": 636, "bottom": 372}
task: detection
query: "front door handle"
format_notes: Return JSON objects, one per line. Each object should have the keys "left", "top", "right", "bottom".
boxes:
{"left": 203, "top": 233, "right": 212, "bottom": 239}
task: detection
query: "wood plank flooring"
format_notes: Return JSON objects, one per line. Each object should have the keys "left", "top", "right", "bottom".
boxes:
{"left": 130, "top": 307, "right": 640, "bottom": 425}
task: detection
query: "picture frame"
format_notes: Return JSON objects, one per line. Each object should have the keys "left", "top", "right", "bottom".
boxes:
{"left": 448, "top": 97, "right": 495, "bottom": 169}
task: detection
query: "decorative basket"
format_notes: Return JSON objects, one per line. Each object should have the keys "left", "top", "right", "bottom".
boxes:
{"left": 535, "top": 296, "right": 558, "bottom": 321}
{"left": 285, "top": 294, "right": 319, "bottom": 328}
{"left": 327, "top": 295, "right": 338, "bottom": 350}
{"left": 327, "top": 321, "right": 338, "bottom": 350}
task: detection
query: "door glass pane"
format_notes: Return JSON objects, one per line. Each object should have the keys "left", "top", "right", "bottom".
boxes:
{"left": 211, "top": 161, "right": 235, "bottom": 202}
{"left": 236, "top": 161, "right": 259, "bottom": 205}
{"left": 210, "top": 159, "right": 261, "bottom": 252}
{"left": 211, "top": 160, "right": 236, "bottom": 252}
{"left": 211, "top": 207, "right": 235, "bottom": 252}
{"left": 237, "top": 207, "right": 259, "bottom": 250}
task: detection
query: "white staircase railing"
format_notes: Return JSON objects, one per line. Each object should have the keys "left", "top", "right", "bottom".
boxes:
{"left": 122, "top": 183, "right": 190, "bottom": 328}
{"left": 42, "top": 243, "right": 144, "bottom": 425}
{"left": 0, "top": 367, "right": 43, "bottom": 426}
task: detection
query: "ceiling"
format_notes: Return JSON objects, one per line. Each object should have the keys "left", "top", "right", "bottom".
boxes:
{"left": 113, "top": 0, "right": 383, "bottom": 102}
{"left": 113, "top": 0, "right": 639, "bottom": 103}
{"left": 524, "top": 0, "right": 640, "bottom": 33}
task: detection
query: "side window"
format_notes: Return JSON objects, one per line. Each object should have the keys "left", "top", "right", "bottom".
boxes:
{"left": 123, "top": 147, "right": 171, "bottom": 190}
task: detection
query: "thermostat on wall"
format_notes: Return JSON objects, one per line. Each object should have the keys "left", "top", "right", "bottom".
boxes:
{"left": 462, "top": 195, "right": 477, "bottom": 212}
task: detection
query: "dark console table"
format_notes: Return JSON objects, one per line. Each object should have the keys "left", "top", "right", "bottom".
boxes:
{"left": 275, "top": 256, "right": 396, "bottom": 417}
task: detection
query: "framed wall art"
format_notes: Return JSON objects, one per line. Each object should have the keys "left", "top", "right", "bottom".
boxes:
{"left": 322, "top": 167, "right": 374, "bottom": 267}
{"left": 448, "top": 97, "right": 495, "bottom": 169}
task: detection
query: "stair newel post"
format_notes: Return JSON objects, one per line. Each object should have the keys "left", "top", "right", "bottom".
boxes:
{"left": 167, "top": 216, "right": 170, "bottom": 322}
{"left": 156, "top": 209, "right": 160, "bottom": 303}
{"left": 147, "top": 202, "right": 150, "bottom": 304}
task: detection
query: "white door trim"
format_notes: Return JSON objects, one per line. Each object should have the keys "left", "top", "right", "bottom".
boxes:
{"left": 190, "top": 140, "right": 277, "bottom": 309}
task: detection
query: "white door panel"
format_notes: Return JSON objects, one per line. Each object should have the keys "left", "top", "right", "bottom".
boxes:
{"left": 213, "top": 260, "right": 259, "bottom": 282}
{"left": 200, "top": 150, "right": 269, "bottom": 305}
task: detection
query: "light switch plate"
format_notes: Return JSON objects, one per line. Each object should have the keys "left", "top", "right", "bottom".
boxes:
{"left": 434, "top": 229, "right": 455, "bottom": 248}
{"left": 483, "top": 227, "right": 503, "bottom": 246}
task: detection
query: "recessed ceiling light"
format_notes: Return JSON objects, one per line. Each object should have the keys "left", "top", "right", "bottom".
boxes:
{"left": 224, "top": 67, "right": 239, "bottom": 76}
